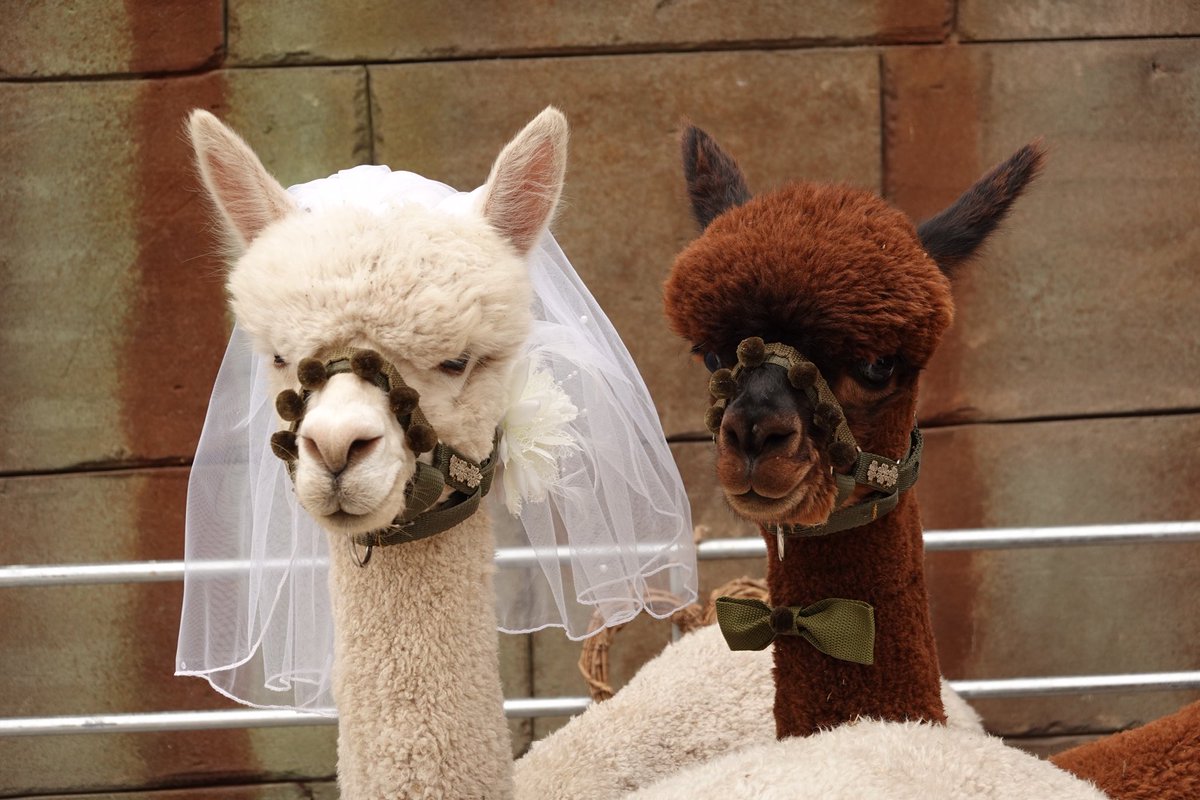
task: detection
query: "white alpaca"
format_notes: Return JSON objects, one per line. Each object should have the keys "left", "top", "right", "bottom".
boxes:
{"left": 628, "top": 719, "right": 1108, "bottom": 799}
{"left": 514, "top": 623, "right": 982, "bottom": 799}
{"left": 191, "top": 107, "right": 566, "bottom": 798}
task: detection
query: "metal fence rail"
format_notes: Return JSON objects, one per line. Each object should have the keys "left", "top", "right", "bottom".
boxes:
{"left": 5, "top": 671, "right": 1200, "bottom": 736}
{"left": 3, "top": 521, "right": 1199, "bottom": 736}
{"left": 4, "top": 522, "right": 1200, "bottom": 588}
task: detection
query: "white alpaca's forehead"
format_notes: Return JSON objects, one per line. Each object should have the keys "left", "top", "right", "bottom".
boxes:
{"left": 227, "top": 205, "right": 532, "bottom": 363}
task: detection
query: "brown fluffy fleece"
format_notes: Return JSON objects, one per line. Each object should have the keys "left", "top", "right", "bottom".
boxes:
{"left": 665, "top": 124, "right": 1044, "bottom": 739}
{"left": 1051, "top": 700, "right": 1200, "bottom": 800}
{"left": 666, "top": 182, "right": 955, "bottom": 371}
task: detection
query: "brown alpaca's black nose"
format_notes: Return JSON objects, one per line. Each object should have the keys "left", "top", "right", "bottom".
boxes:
{"left": 721, "top": 405, "right": 799, "bottom": 461}
{"left": 717, "top": 363, "right": 805, "bottom": 462}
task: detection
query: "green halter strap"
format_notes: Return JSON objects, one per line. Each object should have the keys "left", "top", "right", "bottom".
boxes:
{"left": 352, "top": 433, "right": 498, "bottom": 549}
{"left": 774, "top": 427, "right": 923, "bottom": 554}
{"left": 269, "top": 347, "right": 498, "bottom": 562}
{"left": 706, "top": 338, "right": 923, "bottom": 557}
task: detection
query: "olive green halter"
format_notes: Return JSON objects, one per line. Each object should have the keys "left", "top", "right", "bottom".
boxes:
{"left": 706, "top": 337, "right": 924, "bottom": 665}
{"left": 706, "top": 337, "right": 922, "bottom": 558}
{"left": 268, "top": 347, "right": 497, "bottom": 565}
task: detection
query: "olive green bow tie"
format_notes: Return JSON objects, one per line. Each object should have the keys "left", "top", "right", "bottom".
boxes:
{"left": 714, "top": 596, "right": 875, "bottom": 665}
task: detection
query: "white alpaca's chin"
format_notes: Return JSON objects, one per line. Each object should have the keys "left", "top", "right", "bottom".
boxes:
{"left": 295, "top": 458, "right": 411, "bottom": 537}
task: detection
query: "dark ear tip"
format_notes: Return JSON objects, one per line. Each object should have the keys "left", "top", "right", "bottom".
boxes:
{"left": 1011, "top": 139, "right": 1048, "bottom": 179}
{"left": 681, "top": 123, "right": 709, "bottom": 145}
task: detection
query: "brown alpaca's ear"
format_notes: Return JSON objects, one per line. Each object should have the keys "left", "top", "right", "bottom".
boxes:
{"left": 481, "top": 106, "right": 569, "bottom": 256}
{"left": 681, "top": 125, "right": 751, "bottom": 230}
{"left": 917, "top": 141, "right": 1046, "bottom": 278}
{"left": 188, "top": 110, "right": 296, "bottom": 250}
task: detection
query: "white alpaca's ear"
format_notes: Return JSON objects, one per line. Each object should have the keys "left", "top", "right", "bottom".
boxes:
{"left": 188, "top": 109, "right": 296, "bottom": 249}
{"left": 481, "top": 106, "right": 569, "bottom": 256}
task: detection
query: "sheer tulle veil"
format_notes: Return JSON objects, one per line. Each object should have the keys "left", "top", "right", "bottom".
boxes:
{"left": 176, "top": 166, "right": 697, "bottom": 712}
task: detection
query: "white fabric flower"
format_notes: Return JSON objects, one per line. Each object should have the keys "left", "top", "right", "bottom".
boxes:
{"left": 498, "top": 356, "right": 580, "bottom": 515}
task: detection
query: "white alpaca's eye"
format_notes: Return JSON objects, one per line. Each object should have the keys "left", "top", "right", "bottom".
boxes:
{"left": 439, "top": 355, "right": 470, "bottom": 375}
{"left": 273, "top": 354, "right": 287, "bottom": 368}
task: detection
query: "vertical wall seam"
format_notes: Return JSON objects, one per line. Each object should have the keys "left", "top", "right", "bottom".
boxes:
{"left": 878, "top": 50, "right": 890, "bottom": 200}
{"left": 364, "top": 65, "right": 377, "bottom": 165}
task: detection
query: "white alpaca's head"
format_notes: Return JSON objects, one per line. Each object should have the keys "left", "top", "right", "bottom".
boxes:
{"left": 189, "top": 108, "right": 568, "bottom": 537}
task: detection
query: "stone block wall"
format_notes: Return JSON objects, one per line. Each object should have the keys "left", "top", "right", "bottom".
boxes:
{"left": 2, "top": 2, "right": 1198, "bottom": 796}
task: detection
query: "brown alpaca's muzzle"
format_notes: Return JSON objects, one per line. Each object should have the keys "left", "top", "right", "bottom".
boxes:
{"left": 706, "top": 337, "right": 923, "bottom": 555}
{"left": 268, "top": 347, "right": 497, "bottom": 563}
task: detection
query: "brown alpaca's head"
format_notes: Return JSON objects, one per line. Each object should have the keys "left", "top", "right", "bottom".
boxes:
{"left": 665, "top": 126, "right": 1043, "bottom": 527}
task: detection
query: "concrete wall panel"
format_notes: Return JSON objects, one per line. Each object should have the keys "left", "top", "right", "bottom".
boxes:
{"left": 371, "top": 49, "right": 881, "bottom": 438}
{"left": 959, "top": 1, "right": 1200, "bottom": 41}
{"left": 0, "top": 67, "right": 370, "bottom": 473}
{"left": 230, "top": 0, "right": 947, "bottom": 65}
{"left": 885, "top": 40, "right": 1200, "bottom": 425}
{"left": 1, "top": 1, "right": 223, "bottom": 79}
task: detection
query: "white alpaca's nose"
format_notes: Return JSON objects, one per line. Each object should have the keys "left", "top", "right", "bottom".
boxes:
{"left": 299, "top": 379, "right": 388, "bottom": 476}
{"left": 301, "top": 424, "right": 383, "bottom": 476}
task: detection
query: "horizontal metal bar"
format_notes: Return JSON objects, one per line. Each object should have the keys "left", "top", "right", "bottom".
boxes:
{"left": 950, "top": 670, "right": 1200, "bottom": 700}
{"left": 0, "top": 708, "right": 333, "bottom": 736}
{"left": 4, "top": 522, "right": 1200, "bottom": 589}
{"left": 923, "top": 521, "right": 1200, "bottom": 552}
{"left": 698, "top": 520, "right": 1200, "bottom": 560}
{"left": 6, "top": 670, "right": 1199, "bottom": 736}
{"left": 0, "top": 697, "right": 594, "bottom": 737}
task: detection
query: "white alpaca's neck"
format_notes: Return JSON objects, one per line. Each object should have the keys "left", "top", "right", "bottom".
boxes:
{"left": 328, "top": 511, "right": 512, "bottom": 799}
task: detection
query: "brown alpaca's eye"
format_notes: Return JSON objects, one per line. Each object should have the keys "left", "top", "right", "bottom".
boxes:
{"left": 703, "top": 351, "right": 722, "bottom": 372}
{"left": 439, "top": 355, "right": 470, "bottom": 375}
{"left": 273, "top": 354, "right": 287, "bottom": 368}
{"left": 856, "top": 356, "right": 896, "bottom": 387}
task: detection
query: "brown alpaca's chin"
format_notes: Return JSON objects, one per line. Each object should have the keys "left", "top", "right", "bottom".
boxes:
{"left": 726, "top": 480, "right": 838, "bottom": 525}
{"left": 720, "top": 454, "right": 839, "bottom": 526}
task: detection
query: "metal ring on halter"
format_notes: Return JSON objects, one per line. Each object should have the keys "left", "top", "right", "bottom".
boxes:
{"left": 349, "top": 538, "right": 373, "bottom": 568}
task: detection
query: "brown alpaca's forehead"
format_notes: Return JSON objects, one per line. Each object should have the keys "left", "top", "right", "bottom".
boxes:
{"left": 664, "top": 183, "right": 954, "bottom": 365}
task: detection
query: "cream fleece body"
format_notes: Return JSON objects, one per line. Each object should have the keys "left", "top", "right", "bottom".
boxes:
{"left": 629, "top": 716, "right": 1108, "bottom": 799}
{"left": 515, "top": 624, "right": 984, "bottom": 799}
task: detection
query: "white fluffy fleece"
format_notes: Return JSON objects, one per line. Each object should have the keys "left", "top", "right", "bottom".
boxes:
{"left": 515, "top": 623, "right": 984, "bottom": 800}
{"left": 328, "top": 509, "right": 514, "bottom": 799}
{"left": 191, "top": 107, "right": 570, "bottom": 799}
{"left": 627, "top": 715, "right": 1108, "bottom": 800}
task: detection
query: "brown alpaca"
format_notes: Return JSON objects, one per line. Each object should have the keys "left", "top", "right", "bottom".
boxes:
{"left": 664, "top": 126, "right": 1043, "bottom": 738}
{"left": 1051, "top": 700, "right": 1200, "bottom": 800}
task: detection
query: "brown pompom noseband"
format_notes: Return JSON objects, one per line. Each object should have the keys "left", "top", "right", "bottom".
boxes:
{"left": 706, "top": 337, "right": 923, "bottom": 552}
{"left": 271, "top": 347, "right": 497, "bottom": 563}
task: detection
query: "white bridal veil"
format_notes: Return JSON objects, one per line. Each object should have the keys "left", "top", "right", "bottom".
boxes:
{"left": 176, "top": 167, "right": 697, "bottom": 712}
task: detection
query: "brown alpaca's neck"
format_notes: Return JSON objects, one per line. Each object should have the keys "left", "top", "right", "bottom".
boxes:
{"left": 327, "top": 512, "right": 513, "bottom": 799}
{"left": 766, "top": 492, "right": 945, "bottom": 738}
